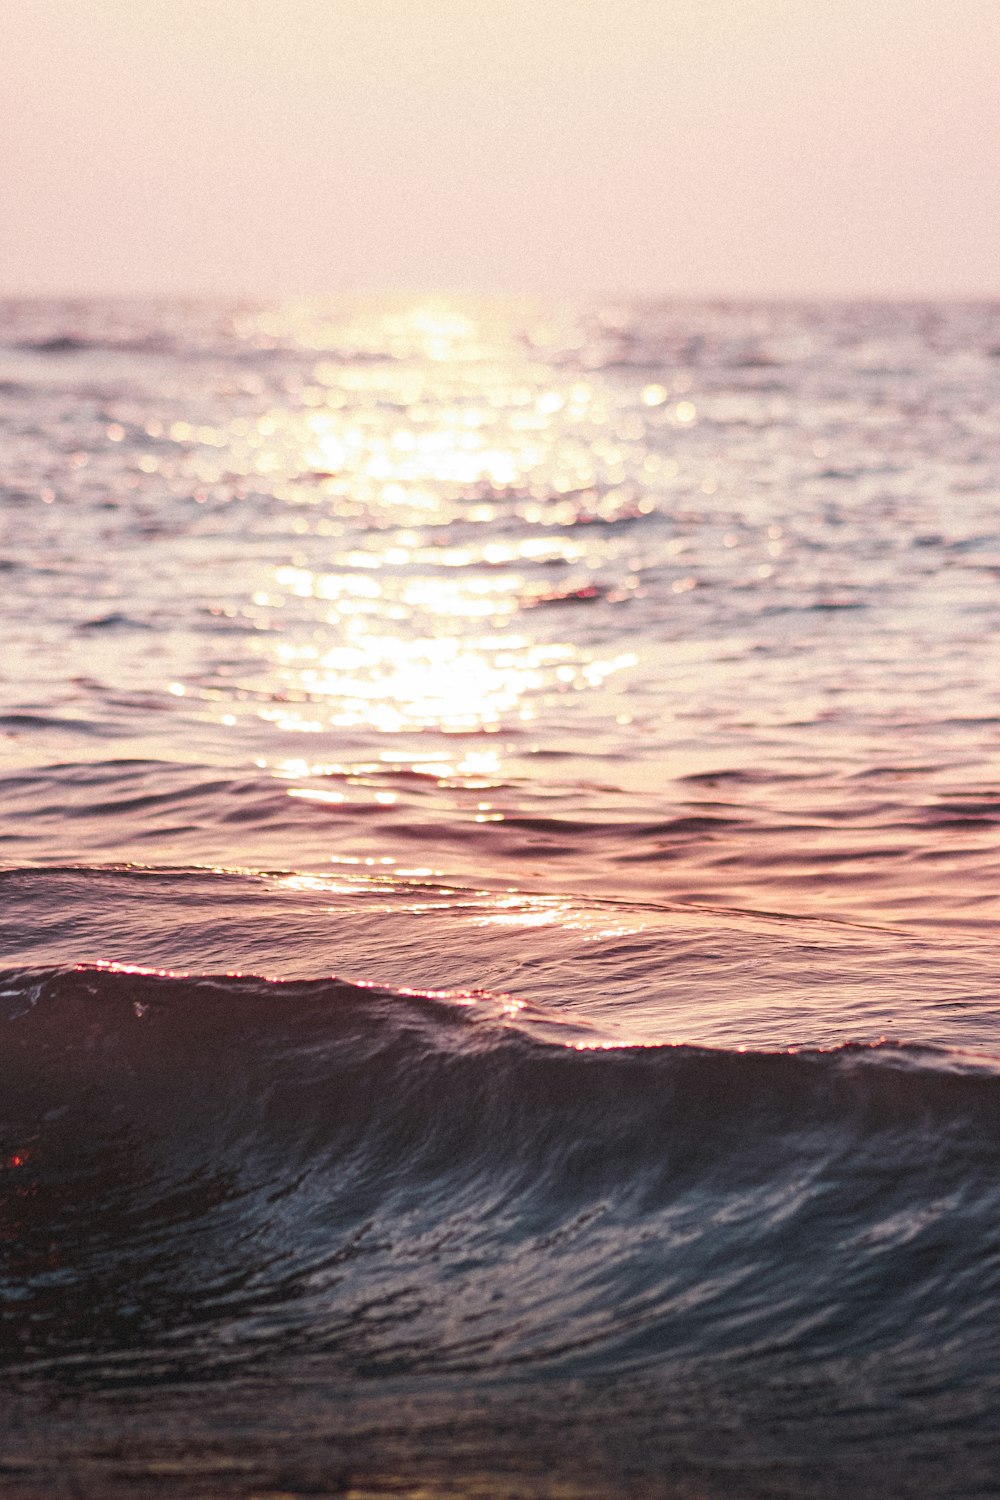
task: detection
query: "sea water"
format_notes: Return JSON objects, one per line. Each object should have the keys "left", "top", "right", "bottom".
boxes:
{"left": 2, "top": 297, "right": 1000, "bottom": 1497}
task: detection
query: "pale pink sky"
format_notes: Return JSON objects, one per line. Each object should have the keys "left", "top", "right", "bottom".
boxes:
{"left": 4, "top": 0, "right": 999, "bottom": 298}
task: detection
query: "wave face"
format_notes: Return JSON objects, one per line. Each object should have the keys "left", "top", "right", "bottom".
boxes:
{"left": 3, "top": 962, "right": 1000, "bottom": 1497}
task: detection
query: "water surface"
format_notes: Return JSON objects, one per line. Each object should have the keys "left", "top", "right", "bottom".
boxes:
{"left": 2, "top": 297, "right": 1000, "bottom": 1498}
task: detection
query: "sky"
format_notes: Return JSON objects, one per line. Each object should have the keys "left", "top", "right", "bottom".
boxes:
{"left": 3, "top": 0, "right": 999, "bottom": 299}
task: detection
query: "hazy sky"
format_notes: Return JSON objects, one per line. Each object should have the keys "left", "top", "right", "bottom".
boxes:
{"left": 4, "top": 0, "right": 999, "bottom": 298}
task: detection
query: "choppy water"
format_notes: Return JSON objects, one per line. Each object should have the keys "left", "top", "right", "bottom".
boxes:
{"left": 2, "top": 298, "right": 1000, "bottom": 1497}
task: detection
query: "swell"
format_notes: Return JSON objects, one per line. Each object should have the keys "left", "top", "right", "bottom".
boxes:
{"left": 5, "top": 753, "right": 1000, "bottom": 935}
{"left": 3, "top": 964, "right": 1000, "bottom": 1397}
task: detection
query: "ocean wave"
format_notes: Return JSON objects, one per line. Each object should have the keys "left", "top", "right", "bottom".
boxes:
{"left": 3, "top": 962, "right": 999, "bottom": 1401}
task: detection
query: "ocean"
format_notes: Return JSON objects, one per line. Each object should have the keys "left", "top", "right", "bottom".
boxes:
{"left": 2, "top": 296, "right": 999, "bottom": 1497}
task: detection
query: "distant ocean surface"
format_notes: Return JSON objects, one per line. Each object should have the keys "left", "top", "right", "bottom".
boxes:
{"left": 2, "top": 297, "right": 1000, "bottom": 1498}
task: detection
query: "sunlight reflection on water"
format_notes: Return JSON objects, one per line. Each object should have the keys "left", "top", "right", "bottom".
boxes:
{"left": 2, "top": 294, "right": 1000, "bottom": 924}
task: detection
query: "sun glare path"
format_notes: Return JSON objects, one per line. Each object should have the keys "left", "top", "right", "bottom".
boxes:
{"left": 156, "top": 299, "right": 647, "bottom": 850}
